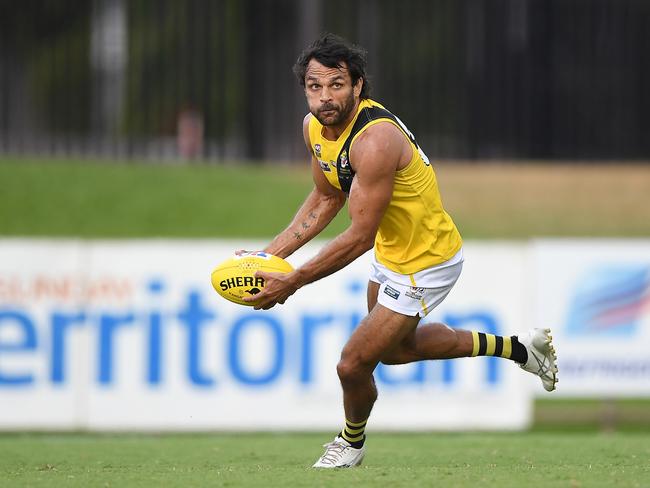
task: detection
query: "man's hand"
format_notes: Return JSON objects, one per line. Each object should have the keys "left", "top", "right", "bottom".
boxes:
{"left": 242, "top": 270, "right": 301, "bottom": 310}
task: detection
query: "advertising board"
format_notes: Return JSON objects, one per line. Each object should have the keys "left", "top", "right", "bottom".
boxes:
{"left": 0, "top": 239, "right": 531, "bottom": 430}
{"left": 533, "top": 239, "right": 650, "bottom": 396}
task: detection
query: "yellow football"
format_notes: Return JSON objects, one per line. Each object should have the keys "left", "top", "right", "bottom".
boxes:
{"left": 210, "top": 251, "right": 294, "bottom": 306}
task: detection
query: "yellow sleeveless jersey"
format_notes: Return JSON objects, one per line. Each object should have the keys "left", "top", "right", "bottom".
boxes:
{"left": 308, "top": 98, "right": 462, "bottom": 275}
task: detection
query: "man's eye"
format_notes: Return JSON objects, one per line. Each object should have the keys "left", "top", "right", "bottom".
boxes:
{"left": 309, "top": 85, "right": 320, "bottom": 90}
{"left": 332, "top": 84, "right": 341, "bottom": 89}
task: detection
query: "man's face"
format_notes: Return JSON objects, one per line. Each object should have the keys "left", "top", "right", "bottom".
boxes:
{"left": 304, "top": 59, "right": 362, "bottom": 127}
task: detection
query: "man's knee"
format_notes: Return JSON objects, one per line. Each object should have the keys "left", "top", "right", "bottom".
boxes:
{"left": 379, "top": 339, "right": 415, "bottom": 365}
{"left": 337, "top": 355, "right": 374, "bottom": 385}
{"left": 379, "top": 355, "right": 400, "bottom": 366}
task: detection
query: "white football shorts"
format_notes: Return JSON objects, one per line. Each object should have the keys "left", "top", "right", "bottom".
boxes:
{"left": 370, "top": 248, "right": 464, "bottom": 318}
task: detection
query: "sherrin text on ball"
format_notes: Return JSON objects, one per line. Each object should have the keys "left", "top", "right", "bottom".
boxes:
{"left": 211, "top": 251, "right": 294, "bottom": 306}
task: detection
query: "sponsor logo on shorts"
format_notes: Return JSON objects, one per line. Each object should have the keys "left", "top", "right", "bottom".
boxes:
{"left": 318, "top": 159, "right": 331, "bottom": 172}
{"left": 406, "top": 286, "right": 426, "bottom": 300}
{"left": 384, "top": 284, "right": 400, "bottom": 300}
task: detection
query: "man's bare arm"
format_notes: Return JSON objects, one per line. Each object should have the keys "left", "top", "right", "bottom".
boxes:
{"left": 264, "top": 182, "right": 345, "bottom": 258}
{"left": 264, "top": 114, "right": 346, "bottom": 258}
{"left": 245, "top": 122, "right": 409, "bottom": 310}
{"left": 290, "top": 123, "right": 404, "bottom": 287}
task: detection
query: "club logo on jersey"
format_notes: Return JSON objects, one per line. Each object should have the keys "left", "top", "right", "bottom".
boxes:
{"left": 384, "top": 284, "right": 400, "bottom": 300}
{"left": 405, "top": 287, "right": 426, "bottom": 300}
{"left": 339, "top": 150, "right": 349, "bottom": 168}
{"left": 318, "top": 159, "right": 331, "bottom": 172}
{"left": 314, "top": 144, "right": 322, "bottom": 158}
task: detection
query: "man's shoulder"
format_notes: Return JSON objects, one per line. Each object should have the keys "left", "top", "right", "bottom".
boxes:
{"left": 353, "top": 101, "right": 401, "bottom": 136}
{"left": 349, "top": 107, "right": 410, "bottom": 173}
{"left": 352, "top": 100, "right": 409, "bottom": 149}
{"left": 302, "top": 113, "right": 314, "bottom": 132}
{"left": 352, "top": 116, "right": 405, "bottom": 150}
{"left": 302, "top": 113, "right": 314, "bottom": 146}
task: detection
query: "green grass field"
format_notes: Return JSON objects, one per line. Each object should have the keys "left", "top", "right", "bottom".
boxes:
{"left": 2, "top": 432, "right": 649, "bottom": 487}
{"left": 2, "top": 157, "right": 650, "bottom": 486}
{"left": 2, "top": 158, "right": 650, "bottom": 238}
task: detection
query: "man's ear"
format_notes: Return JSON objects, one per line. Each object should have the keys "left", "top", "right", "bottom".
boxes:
{"left": 353, "top": 78, "right": 363, "bottom": 97}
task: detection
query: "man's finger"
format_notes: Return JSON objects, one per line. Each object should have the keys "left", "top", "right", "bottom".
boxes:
{"left": 254, "top": 270, "right": 275, "bottom": 280}
{"left": 243, "top": 287, "right": 266, "bottom": 303}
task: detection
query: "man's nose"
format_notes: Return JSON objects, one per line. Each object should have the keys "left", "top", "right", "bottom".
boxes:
{"left": 320, "top": 87, "right": 332, "bottom": 103}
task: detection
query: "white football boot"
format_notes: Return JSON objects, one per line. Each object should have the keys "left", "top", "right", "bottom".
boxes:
{"left": 518, "top": 328, "right": 558, "bottom": 392}
{"left": 312, "top": 436, "right": 366, "bottom": 468}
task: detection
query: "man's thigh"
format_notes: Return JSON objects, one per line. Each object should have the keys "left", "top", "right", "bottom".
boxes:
{"left": 367, "top": 280, "right": 379, "bottom": 313}
{"left": 342, "top": 303, "right": 420, "bottom": 368}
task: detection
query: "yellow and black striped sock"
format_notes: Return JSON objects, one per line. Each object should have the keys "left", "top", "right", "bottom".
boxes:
{"left": 340, "top": 418, "right": 367, "bottom": 448}
{"left": 470, "top": 331, "right": 528, "bottom": 364}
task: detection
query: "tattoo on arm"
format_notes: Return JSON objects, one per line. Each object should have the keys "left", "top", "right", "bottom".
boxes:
{"left": 292, "top": 212, "right": 319, "bottom": 241}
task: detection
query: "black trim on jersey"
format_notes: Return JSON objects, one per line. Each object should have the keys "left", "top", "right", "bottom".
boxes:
{"left": 336, "top": 106, "right": 422, "bottom": 194}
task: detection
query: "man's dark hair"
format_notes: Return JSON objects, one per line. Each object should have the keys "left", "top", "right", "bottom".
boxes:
{"left": 293, "top": 33, "right": 371, "bottom": 99}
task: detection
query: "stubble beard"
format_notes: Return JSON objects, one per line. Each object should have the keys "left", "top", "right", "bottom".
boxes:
{"left": 313, "top": 91, "right": 356, "bottom": 127}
